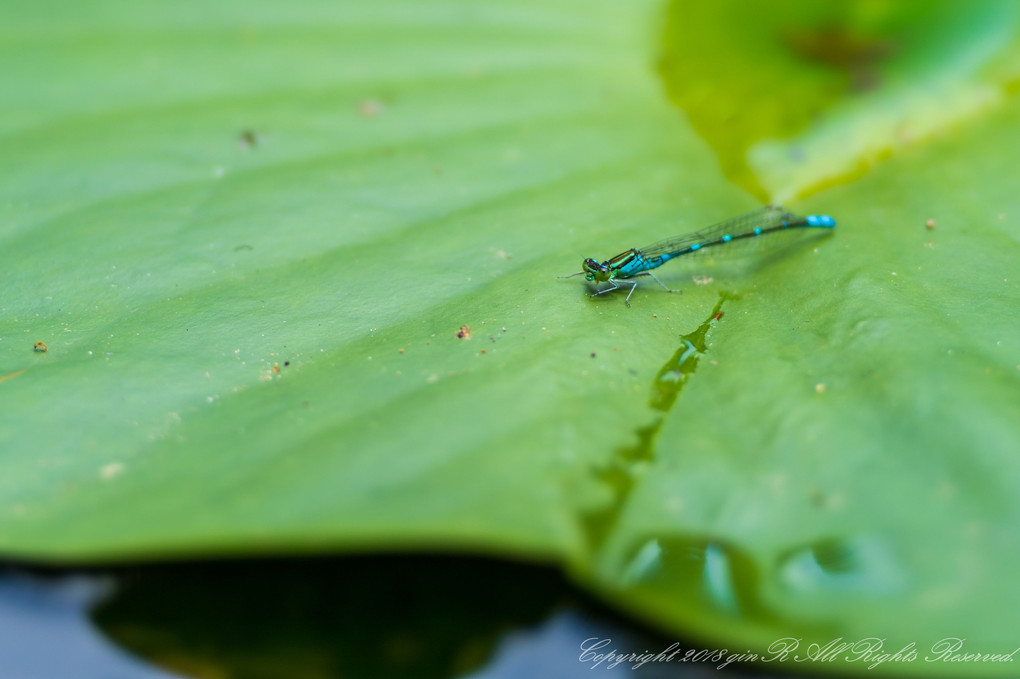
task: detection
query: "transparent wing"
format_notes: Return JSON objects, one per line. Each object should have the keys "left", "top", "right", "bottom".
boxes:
{"left": 638, "top": 205, "right": 795, "bottom": 258}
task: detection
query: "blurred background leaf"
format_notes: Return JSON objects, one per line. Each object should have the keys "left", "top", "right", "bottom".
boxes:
{"left": 659, "top": 0, "right": 1020, "bottom": 202}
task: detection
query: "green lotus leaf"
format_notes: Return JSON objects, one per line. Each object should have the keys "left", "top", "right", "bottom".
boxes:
{"left": 2, "top": 0, "right": 1018, "bottom": 674}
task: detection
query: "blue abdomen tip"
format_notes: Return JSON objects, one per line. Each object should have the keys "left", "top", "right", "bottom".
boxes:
{"left": 806, "top": 214, "right": 836, "bottom": 228}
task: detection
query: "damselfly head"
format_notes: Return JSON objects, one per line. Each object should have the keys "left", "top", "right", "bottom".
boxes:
{"left": 582, "top": 258, "right": 610, "bottom": 282}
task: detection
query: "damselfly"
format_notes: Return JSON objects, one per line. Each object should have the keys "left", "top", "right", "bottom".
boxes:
{"left": 560, "top": 205, "right": 836, "bottom": 306}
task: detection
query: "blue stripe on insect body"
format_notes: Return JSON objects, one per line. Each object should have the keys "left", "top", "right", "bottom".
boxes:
{"left": 653, "top": 252, "right": 677, "bottom": 266}
{"left": 615, "top": 251, "right": 653, "bottom": 277}
{"left": 806, "top": 214, "right": 836, "bottom": 228}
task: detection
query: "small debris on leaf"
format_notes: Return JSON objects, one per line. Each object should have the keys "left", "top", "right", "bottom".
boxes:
{"left": 358, "top": 99, "right": 385, "bottom": 118}
{"left": 239, "top": 129, "right": 259, "bottom": 150}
